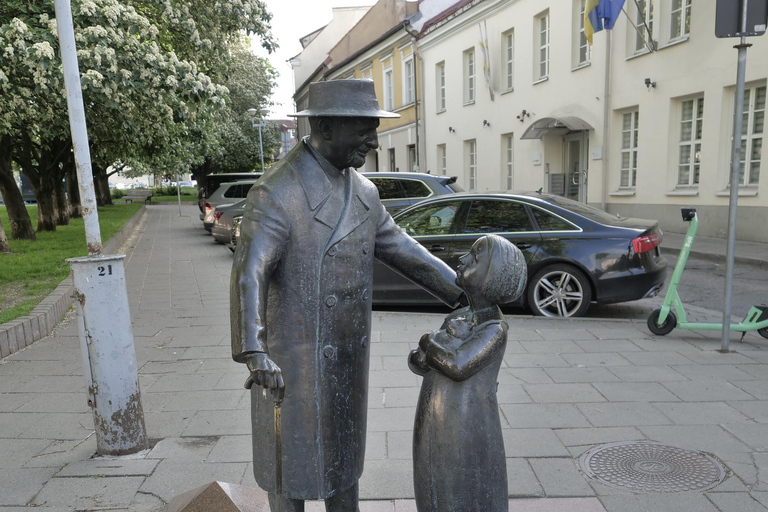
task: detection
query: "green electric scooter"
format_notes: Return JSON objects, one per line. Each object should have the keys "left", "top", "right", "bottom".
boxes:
{"left": 647, "top": 208, "right": 768, "bottom": 341}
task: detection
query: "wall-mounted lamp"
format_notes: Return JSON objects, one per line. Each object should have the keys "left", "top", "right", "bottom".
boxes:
{"left": 644, "top": 78, "right": 656, "bottom": 91}
{"left": 516, "top": 109, "right": 531, "bottom": 122}
{"left": 448, "top": 127, "right": 455, "bottom": 133}
{"left": 483, "top": 120, "right": 491, "bottom": 127}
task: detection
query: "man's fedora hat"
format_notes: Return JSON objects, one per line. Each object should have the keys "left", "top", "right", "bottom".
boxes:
{"left": 291, "top": 79, "right": 400, "bottom": 118}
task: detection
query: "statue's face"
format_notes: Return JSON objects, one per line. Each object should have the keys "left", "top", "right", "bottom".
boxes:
{"left": 456, "top": 237, "right": 491, "bottom": 291}
{"left": 327, "top": 117, "right": 380, "bottom": 169}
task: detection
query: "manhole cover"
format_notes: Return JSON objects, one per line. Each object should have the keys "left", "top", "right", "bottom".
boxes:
{"left": 578, "top": 441, "right": 726, "bottom": 493}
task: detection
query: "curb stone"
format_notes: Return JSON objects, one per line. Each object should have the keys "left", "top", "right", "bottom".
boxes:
{"left": 0, "top": 205, "right": 148, "bottom": 358}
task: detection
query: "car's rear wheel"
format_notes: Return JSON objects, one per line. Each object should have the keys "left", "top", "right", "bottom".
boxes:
{"left": 527, "top": 264, "right": 591, "bottom": 318}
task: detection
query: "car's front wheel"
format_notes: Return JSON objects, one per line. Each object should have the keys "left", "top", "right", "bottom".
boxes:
{"left": 527, "top": 264, "right": 592, "bottom": 318}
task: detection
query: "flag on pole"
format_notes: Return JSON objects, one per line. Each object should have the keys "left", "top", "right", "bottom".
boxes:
{"left": 584, "top": 0, "right": 626, "bottom": 45}
{"left": 478, "top": 21, "right": 494, "bottom": 101}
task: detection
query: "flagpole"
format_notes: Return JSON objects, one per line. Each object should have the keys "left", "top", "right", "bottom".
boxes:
{"left": 622, "top": 7, "right": 654, "bottom": 53}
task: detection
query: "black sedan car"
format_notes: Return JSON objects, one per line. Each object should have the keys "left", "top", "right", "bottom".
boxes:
{"left": 373, "top": 192, "right": 667, "bottom": 317}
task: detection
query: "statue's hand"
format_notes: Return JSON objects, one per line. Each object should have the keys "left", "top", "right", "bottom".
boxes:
{"left": 418, "top": 331, "right": 436, "bottom": 352}
{"left": 408, "top": 348, "right": 430, "bottom": 376}
{"left": 244, "top": 353, "right": 284, "bottom": 397}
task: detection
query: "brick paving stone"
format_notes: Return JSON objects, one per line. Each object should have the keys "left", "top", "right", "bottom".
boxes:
{"left": 528, "top": 457, "right": 594, "bottom": 497}
{"left": 707, "top": 493, "right": 768, "bottom": 512}
{"left": 524, "top": 383, "right": 607, "bottom": 403}
{"left": 560, "top": 352, "right": 631, "bottom": 367}
{"left": 508, "top": 498, "right": 607, "bottom": 512}
{"left": 139, "top": 460, "right": 247, "bottom": 503}
{"left": 671, "top": 364, "right": 757, "bottom": 381}
{"left": 662, "top": 380, "right": 755, "bottom": 401}
{"left": 0, "top": 468, "right": 57, "bottom": 506}
{"left": 502, "top": 429, "right": 570, "bottom": 457}
{"left": 722, "top": 423, "right": 768, "bottom": 452}
{"left": 57, "top": 458, "right": 159, "bottom": 477}
{"left": 544, "top": 367, "right": 621, "bottom": 383}
{"left": 592, "top": 382, "right": 680, "bottom": 402}
{"left": 359, "top": 459, "right": 414, "bottom": 499}
{"left": 606, "top": 365, "right": 689, "bottom": 382}
{"left": 576, "top": 402, "right": 673, "bottom": 427}
{"left": 519, "top": 340, "right": 586, "bottom": 354}
{"left": 506, "top": 458, "right": 544, "bottom": 497}
{"left": 555, "top": 427, "right": 645, "bottom": 448}
{"left": 599, "top": 494, "right": 719, "bottom": 512}
{"left": 500, "top": 403, "right": 591, "bottom": 429}
{"left": 206, "top": 435, "right": 252, "bottom": 463}
{"left": 652, "top": 402, "right": 751, "bottom": 425}
{"left": 32, "top": 475, "right": 145, "bottom": 508}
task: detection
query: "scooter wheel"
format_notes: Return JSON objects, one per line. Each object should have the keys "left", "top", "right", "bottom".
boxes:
{"left": 648, "top": 309, "right": 677, "bottom": 336}
{"left": 759, "top": 328, "right": 768, "bottom": 340}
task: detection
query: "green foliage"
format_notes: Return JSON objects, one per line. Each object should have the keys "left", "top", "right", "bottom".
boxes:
{"left": 0, "top": 204, "right": 141, "bottom": 322}
{"left": 111, "top": 188, "right": 126, "bottom": 199}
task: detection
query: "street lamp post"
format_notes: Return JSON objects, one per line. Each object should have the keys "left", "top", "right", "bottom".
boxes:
{"left": 247, "top": 108, "right": 269, "bottom": 172}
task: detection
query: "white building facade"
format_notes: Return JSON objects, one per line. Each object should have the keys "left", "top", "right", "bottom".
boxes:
{"left": 418, "top": 0, "right": 767, "bottom": 240}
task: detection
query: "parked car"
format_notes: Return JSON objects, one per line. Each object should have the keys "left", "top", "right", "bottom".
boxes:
{"left": 372, "top": 192, "right": 668, "bottom": 318}
{"left": 199, "top": 172, "right": 262, "bottom": 214}
{"left": 202, "top": 180, "right": 258, "bottom": 232}
{"left": 362, "top": 172, "right": 463, "bottom": 215}
{"left": 226, "top": 171, "right": 462, "bottom": 246}
{"left": 211, "top": 199, "right": 246, "bottom": 244}
{"left": 229, "top": 215, "right": 243, "bottom": 252}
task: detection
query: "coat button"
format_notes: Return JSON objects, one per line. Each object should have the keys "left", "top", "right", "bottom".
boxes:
{"left": 328, "top": 245, "right": 337, "bottom": 256}
{"left": 362, "top": 242, "right": 369, "bottom": 255}
{"left": 361, "top": 336, "right": 368, "bottom": 348}
{"left": 362, "top": 289, "right": 369, "bottom": 301}
{"left": 325, "top": 295, "right": 337, "bottom": 307}
{"left": 323, "top": 346, "right": 334, "bottom": 358}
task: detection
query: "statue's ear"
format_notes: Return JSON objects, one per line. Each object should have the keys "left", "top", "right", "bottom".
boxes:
{"left": 316, "top": 117, "right": 334, "bottom": 141}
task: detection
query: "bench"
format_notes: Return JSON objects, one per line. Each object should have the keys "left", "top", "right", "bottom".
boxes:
{"left": 124, "top": 189, "right": 153, "bottom": 205}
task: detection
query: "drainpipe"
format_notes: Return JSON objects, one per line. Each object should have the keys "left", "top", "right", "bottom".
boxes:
{"left": 600, "top": 30, "right": 612, "bottom": 210}
{"left": 405, "top": 22, "right": 422, "bottom": 171}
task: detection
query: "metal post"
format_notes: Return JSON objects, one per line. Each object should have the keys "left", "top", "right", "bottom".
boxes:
{"left": 258, "top": 124, "right": 265, "bottom": 173}
{"left": 721, "top": 0, "right": 751, "bottom": 352}
{"left": 176, "top": 172, "right": 182, "bottom": 217}
{"left": 54, "top": 0, "right": 148, "bottom": 454}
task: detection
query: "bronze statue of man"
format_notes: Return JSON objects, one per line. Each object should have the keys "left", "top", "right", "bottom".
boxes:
{"left": 230, "top": 79, "right": 463, "bottom": 512}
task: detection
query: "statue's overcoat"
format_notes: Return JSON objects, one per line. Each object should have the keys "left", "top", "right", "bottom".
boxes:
{"left": 231, "top": 141, "right": 462, "bottom": 499}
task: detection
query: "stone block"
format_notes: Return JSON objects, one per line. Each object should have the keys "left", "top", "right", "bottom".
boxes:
{"left": 6, "top": 325, "right": 18, "bottom": 354}
{"left": 165, "top": 481, "right": 269, "bottom": 512}
{"left": 30, "top": 316, "right": 41, "bottom": 341}
{"left": 0, "top": 328, "right": 10, "bottom": 358}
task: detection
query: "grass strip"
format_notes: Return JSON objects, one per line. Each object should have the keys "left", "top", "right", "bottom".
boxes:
{"left": 0, "top": 204, "right": 141, "bottom": 324}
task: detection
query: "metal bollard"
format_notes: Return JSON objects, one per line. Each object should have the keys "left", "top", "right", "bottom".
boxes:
{"left": 68, "top": 255, "right": 148, "bottom": 455}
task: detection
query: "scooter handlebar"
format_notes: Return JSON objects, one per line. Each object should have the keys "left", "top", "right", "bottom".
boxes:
{"left": 681, "top": 208, "right": 697, "bottom": 222}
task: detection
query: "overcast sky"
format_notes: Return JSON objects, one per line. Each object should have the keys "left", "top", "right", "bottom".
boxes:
{"left": 251, "top": 0, "right": 377, "bottom": 119}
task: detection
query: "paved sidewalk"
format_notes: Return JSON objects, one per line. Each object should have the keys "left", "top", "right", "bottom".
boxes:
{"left": 2, "top": 205, "right": 768, "bottom": 512}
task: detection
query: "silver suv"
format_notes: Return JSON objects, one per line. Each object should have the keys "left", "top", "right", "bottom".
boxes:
{"left": 202, "top": 181, "right": 258, "bottom": 232}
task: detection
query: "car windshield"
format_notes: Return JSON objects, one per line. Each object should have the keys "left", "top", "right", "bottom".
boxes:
{"left": 541, "top": 195, "right": 624, "bottom": 223}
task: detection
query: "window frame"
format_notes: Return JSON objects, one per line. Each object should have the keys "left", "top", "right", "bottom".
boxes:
{"left": 502, "top": 29, "right": 514, "bottom": 92}
{"left": 634, "top": 0, "right": 654, "bottom": 53}
{"left": 536, "top": 11, "right": 550, "bottom": 81}
{"left": 407, "top": 144, "right": 416, "bottom": 172}
{"left": 732, "top": 85, "right": 765, "bottom": 187}
{"left": 576, "top": 0, "right": 590, "bottom": 66}
{"left": 383, "top": 63, "right": 394, "bottom": 112}
{"left": 402, "top": 55, "right": 415, "bottom": 106}
{"left": 677, "top": 96, "right": 704, "bottom": 187}
{"left": 437, "top": 144, "right": 447, "bottom": 175}
{"left": 466, "top": 139, "right": 477, "bottom": 191}
{"left": 464, "top": 48, "right": 476, "bottom": 105}
{"left": 619, "top": 109, "right": 640, "bottom": 189}
{"left": 388, "top": 147, "right": 396, "bottom": 172}
{"left": 503, "top": 134, "right": 515, "bottom": 190}
{"left": 436, "top": 61, "right": 446, "bottom": 112}
{"left": 670, "top": 0, "right": 691, "bottom": 41}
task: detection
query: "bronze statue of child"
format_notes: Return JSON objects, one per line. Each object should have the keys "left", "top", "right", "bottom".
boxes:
{"left": 408, "top": 234, "right": 527, "bottom": 512}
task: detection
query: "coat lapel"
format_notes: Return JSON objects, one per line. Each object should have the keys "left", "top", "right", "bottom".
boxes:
{"left": 291, "top": 143, "right": 335, "bottom": 228}
{"left": 327, "top": 172, "right": 370, "bottom": 249}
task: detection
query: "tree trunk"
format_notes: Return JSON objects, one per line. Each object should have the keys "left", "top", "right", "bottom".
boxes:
{"left": 0, "top": 135, "right": 36, "bottom": 240}
{"left": 54, "top": 170, "right": 70, "bottom": 226}
{"left": 92, "top": 163, "right": 113, "bottom": 206}
{"left": 34, "top": 171, "right": 58, "bottom": 232}
{"left": 67, "top": 165, "right": 82, "bottom": 218}
{"left": 0, "top": 217, "right": 10, "bottom": 254}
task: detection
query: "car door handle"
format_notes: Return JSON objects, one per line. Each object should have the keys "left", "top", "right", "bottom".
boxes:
{"left": 515, "top": 243, "right": 532, "bottom": 249}
{"left": 429, "top": 245, "right": 445, "bottom": 252}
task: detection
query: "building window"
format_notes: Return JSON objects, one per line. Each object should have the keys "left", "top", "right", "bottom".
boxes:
{"left": 620, "top": 109, "right": 639, "bottom": 188}
{"left": 466, "top": 140, "right": 477, "bottom": 190}
{"left": 383, "top": 65, "right": 394, "bottom": 111}
{"left": 503, "top": 134, "right": 514, "bottom": 189}
{"left": 437, "top": 144, "right": 447, "bottom": 175}
{"left": 403, "top": 57, "right": 415, "bottom": 106}
{"left": 464, "top": 48, "right": 475, "bottom": 104}
{"left": 407, "top": 144, "right": 416, "bottom": 172}
{"left": 502, "top": 29, "right": 514, "bottom": 91}
{"left": 536, "top": 11, "right": 550, "bottom": 80}
{"left": 670, "top": 0, "right": 691, "bottom": 40}
{"left": 388, "top": 148, "right": 396, "bottom": 172}
{"left": 577, "top": 0, "right": 590, "bottom": 65}
{"left": 436, "top": 62, "right": 446, "bottom": 112}
{"left": 677, "top": 96, "right": 704, "bottom": 187}
{"left": 734, "top": 85, "right": 765, "bottom": 186}
{"left": 635, "top": 0, "right": 654, "bottom": 53}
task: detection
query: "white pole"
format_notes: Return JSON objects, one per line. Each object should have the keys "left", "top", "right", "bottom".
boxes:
{"left": 54, "top": 0, "right": 148, "bottom": 454}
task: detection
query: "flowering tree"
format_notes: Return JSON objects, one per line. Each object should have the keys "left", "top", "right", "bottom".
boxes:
{"left": 0, "top": 0, "right": 275, "bottom": 231}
